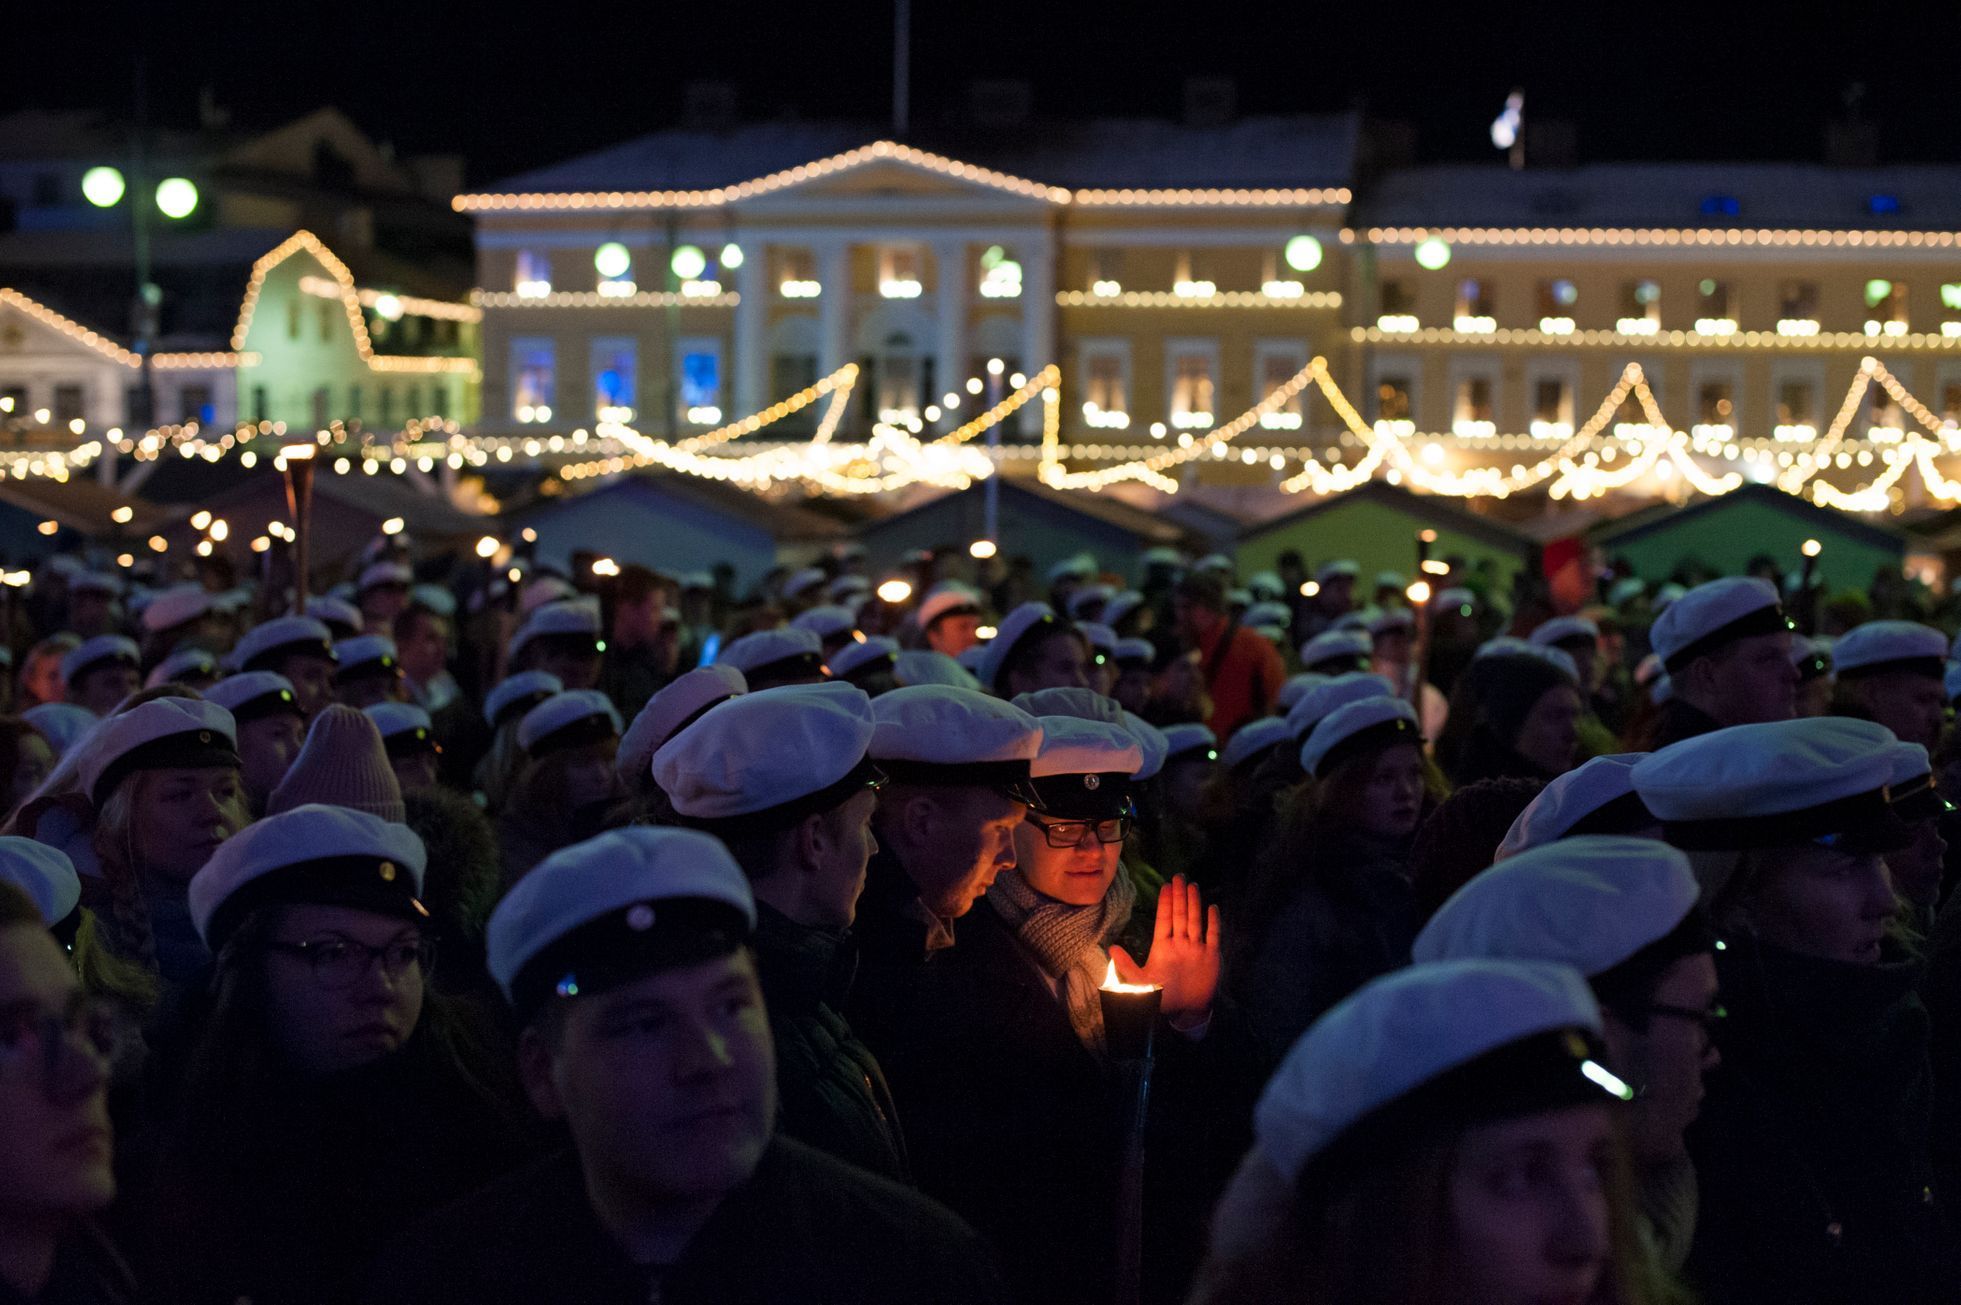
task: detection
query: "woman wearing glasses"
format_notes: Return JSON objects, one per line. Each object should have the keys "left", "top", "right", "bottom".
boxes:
{"left": 126, "top": 805, "right": 534, "bottom": 1305}
{"left": 0, "top": 878, "right": 133, "bottom": 1303}
{"left": 884, "top": 714, "right": 1221, "bottom": 1305}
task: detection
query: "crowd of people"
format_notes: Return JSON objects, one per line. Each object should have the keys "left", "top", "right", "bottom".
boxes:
{"left": 3, "top": 526, "right": 1961, "bottom": 1304}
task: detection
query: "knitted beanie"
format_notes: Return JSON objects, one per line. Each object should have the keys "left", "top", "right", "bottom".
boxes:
{"left": 267, "top": 704, "right": 407, "bottom": 824}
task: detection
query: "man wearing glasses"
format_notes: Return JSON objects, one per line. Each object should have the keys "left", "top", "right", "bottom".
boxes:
{"left": 651, "top": 682, "right": 905, "bottom": 1183}
{"left": 0, "top": 878, "right": 129, "bottom": 1302}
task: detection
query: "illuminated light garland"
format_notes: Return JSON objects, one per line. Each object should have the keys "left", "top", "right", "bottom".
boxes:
{"left": 1353, "top": 226, "right": 1961, "bottom": 250}
{"left": 1347, "top": 324, "right": 1961, "bottom": 353}
{"left": 0, "top": 288, "right": 141, "bottom": 366}
{"left": 470, "top": 289, "right": 739, "bottom": 309}
{"left": 675, "top": 365, "right": 857, "bottom": 453}
{"left": 454, "top": 140, "right": 1073, "bottom": 212}
{"left": 1072, "top": 187, "right": 1349, "bottom": 207}
{"left": 1057, "top": 290, "right": 1341, "bottom": 310}
{"left": 151, "top": 352, "right": 256, "bottom": 369}
{"left": 231, "top": 231, "right": 478, "bottom": 378}
{"left": 931, "top": 367, "right": 1060, "bottom": 446}
{"left": 299, "top": 276, "right": 482, "bottom": 323}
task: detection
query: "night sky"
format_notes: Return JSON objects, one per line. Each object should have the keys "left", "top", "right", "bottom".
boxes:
{"left": 9, "top": 1, "right": 1961, "bottom": 185}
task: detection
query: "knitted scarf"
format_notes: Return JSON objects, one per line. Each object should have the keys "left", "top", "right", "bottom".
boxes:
{"left": 987, "top": 864, "right": 1137, "bottom": 1057}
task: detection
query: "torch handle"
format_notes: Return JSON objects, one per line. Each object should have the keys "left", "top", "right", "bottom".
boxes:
{"left": 1111, "top": 1052, "right": 1154, "bottom": 1305}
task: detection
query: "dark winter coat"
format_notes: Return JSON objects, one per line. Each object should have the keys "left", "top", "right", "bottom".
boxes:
{"left": 129, "top": 1022, "right": 536, "bottom": 1305}
{"left": 878, "top": 898, "right": 1222, "bottom": 1305}
{"left": 363, "top": 1139, "right": 1008, "bottom": 1305}
{"left": 752, "top": 902, "right": 910, "bottom": 1183}
{"left": 1634, "top": 696, "right": 1724, "bottom": 752}
{"left": 844, "top": 842, "right": 949, "bottom": 1064}
{"left": 1685, "top": 934, "right": 1961, "bottom": 1305}
{"left": 1228, "top": 834, "right": 1418, "bottom": 1067}
{"left": 0, "top": 1223, "right": 134, "bottom": 1305}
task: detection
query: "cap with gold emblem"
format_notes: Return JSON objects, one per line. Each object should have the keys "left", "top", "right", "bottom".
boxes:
{"left": 75, "top": 696, "right": 239, "bottom": 806}
{"left": 188, "top": 803, "right": 427, "bottom": 948}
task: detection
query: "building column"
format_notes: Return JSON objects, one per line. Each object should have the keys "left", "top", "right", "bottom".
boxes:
{"left": 933, "top": 239, "right": 968, "bottom": 405}
{"left": 733, "top": 242, "right": 767, "bottom": 417}
{"left": 817, "top": 241, "right": 851, "bottom": 377}
{"left": 1018, "top": 228, "right": 1057, "bottom": 434}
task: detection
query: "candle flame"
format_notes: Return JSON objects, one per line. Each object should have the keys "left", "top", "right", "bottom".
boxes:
{"left": 1101, "top": 958, "right": 1160, "bottom": 994}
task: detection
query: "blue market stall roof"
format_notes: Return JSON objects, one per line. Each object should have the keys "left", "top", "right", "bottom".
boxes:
{"left": 475, "top": 113, "right": 1361, "bottom": 195}
{"left": 1362, "top": 162, "right": 1961, "bottom": 230}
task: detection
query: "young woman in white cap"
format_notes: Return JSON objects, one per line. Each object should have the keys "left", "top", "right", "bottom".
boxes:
{"left": 885, "top": 714, "right": 1220, "bottom": 1305}
{"left": 1190, "top": 959, "right": 1653, "bottom": 1305}
{"left": 130, "top": 805, "right": 533, "bottom": 1305}
{"left": 1232, "top": 696, "right": 1444, "bottom": 1064}
{"left": 1633, "top": 717, "right": 1961, "bottom": 1304}
{"left": 1434, "top": 650, "right": 1584, "bottom": 788}
{"left": 498, "top": 690, "right": 625, "bottom": 882}
{"left": 983, "top": 602, "right": 1094, "bottom": 699}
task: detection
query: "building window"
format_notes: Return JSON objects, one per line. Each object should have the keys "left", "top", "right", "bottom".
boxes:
{"left": 287, "top": 297, "right": 302, "bottom": 340}
{"left": 878, "top": 246, "right": 922, "bottom": 299}
{"left": 1172, "top": 253, "right": 1215, "bottom": 299}
{"left": 1088, "top": 250, "right": 1123, "bottom": 296}
{"left": 179, "top": 384, "right": 214, "bottom": 425}
{"left": 1378, "top": 279, "right": 1417, "bottom": 332}
{"left": 1943, "top": 383, "right": 1961, "bottom": 425}
{"left": 1536, "top": 280, "right": 1577, "bottom": 333}
{"left": 251, "top": 385, "right": 268, "bottom": 422}
{"left": 1776, "top": 380, "right": 1817, "bottom": 436}
{"left": 1453, "top": 279, "right": 1495, "bottom": 331}
{"left": 1531, "top": 378, "right": 1573, "bottom": 436}
{"left": 1618, "top": 280, "right": 1660, "bottom": 334}
{"left": 317, "top": 299, "right": 335, "bottom": 342}
{"left": 591, "top": 337, "right": 637, "bottom": 420}
{"left": 379, "top": 388, "right": 395, "bottom": 428}
{"left": 1255, "top": 342, "right": 1308, "bottom": 429}
{"left": 406, "top": 384, "right": 422, "bottom": 415}
{"left": 1865, "top": 278, "right": 1908, "bottom": 337}
{"left": 1452, "top": 375, "right": 1495, "bottom": 436}
{"left": 1079, "top": 341, "right": 1130, "bottom": 429}
{"left": 511, "top": 338, "right": 555, "bottom": 422}
{"left": 1777, "top": 281, "right": 1819, "bottom": 335}
{"left": 871, "top": 333, "right": 920, "bottom": 421}
{"left": 1375, "top": 376, "right": 1413, "bottom": 424}
{"left": 1869, "top": 385, "right": 1904, "bottom": 433}
{"left": 52, "top": 384, "right": 84, "bottom": 424}
{"left": 977, "top": 245, "right": 1021, "bottom": 299}
{"left": 679, "top": 340, "right": 724, "bottom": 425}
{"left": 777, "top": 249, "right": 820, "bottom": 299}
{"left": 515, "top": 250, "right": 551, "bottom": 298}
{"left": 594, "top": 242, "right": 634, "bottom": 297}
{"left": 348, "top": 384, "right": 363, "bottom": 422}
{"left": 311, "top": 387, "right": 330, "bottom": 427}
{"left": 0, "top": 384, "right": 25, "bottom": 415}
{"left": 1941, "top": 283, "right": 1961, "bottom": 339}
{"left": 1694, "top": 280, "right": 1735, "bottom": 335}
{"left": 1166, "top": 343, "right": 1217, "bottom": 429}
{"left": 1694, "top": 380, "right": 1735, "bottom": 435}
{"left": 430, "top": 384, "right": 447, "bottom": 418}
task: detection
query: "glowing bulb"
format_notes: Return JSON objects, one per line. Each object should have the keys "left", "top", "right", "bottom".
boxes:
{"left": 594, "top": 242, "right": 632, "bottom": 279}
{"left": 670, "top": 245, "right": 707, "bottom": 279}
{"left": 189, "top": 510, "right": 211, "bottom": 530}
{"left": 372, "top": 294, "right": 404, "bottom": 321}
{"left": 380, "top": 517, "right": 405, "bottom": 535}
{"left": 976, "top": 624, "right": 998, "bottom": 640}
{"left": 1406, "top": 580, "right": 1433, "bottom": 605}
{"left": 35, "top": 520, "right": 57, "bottom": 537}
{"left": 251, "top": 536, "right": 271, "bottom": 553}
{"left": 970, "top": 539, "right": 998, "bottom": 559}
{"left": 147, "top": 535, "right": 168, "bottom": 553}
{"left": 1284, "top": 234, "right": 1324, "bottom": 272}
{"left": 1414, "top": 236, "right": 1453, "bottom": 270}
{"left": 1801, "top": 538, "right": 1822, "bottom": 558}
{"left": 719, "top": 242, "right": 744, "bottom": 268}
{"left": 1300, "top": 580, "right": 1320, "bottom": 597}
{"left": 155, "top": 177, "right": 199, "bottom": 219}
{"left": 113, "top": 505, "right": 136, "bottom": 524}
{"left": 208, "top": 519, "right": 228, "bottom": 542}
{"left": 987, "top": 357, "right": 1005, "bottom": 376}
{"left": 476, "top": 535, "right": 500, "bottom": 559}
{"left": 81, "top": 166, "right": 125, "bottom": 208}
{"left": 877, "top": 578, "right": 913, "bottom": 604}
{"left": 1581, "top": 1059, "right": 1635, "bottom": 1102}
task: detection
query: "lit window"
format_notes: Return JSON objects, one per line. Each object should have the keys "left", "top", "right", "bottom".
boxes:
{"left": 873, "top": 332, "right": 921, "bottom": 421}
{"left": 1452, "top": 375, "right": 1495, "bottom": 435}
{"left": 1865, "top": 279, "right": 1908, "bottom": 336}
{"left": 1375, "top": 377, "right": 1413, "bottom": 424}
{"left": 1776, "top": 381, "right": 1817, "bottom": 437}
{"left": 1870, "top": 386, "right": 1904, "bottom": 434}
{"left": 777, "top": 249, "right": 820, "bottom": 299}
{"left": 679, "top": 342, "right": 723, "bottom": 425}
{"left": 511, "top": 338, "right": 555, "bottom": 423}
{"left": 591, "top": 337, "right": 637, "bottom": 421}
{"left": 1536, "top": 280, "right": 1577, "bottom": 333}
{"left": 1378, "top": 279, "right": 1418, "bottom": 332}
{"left": 1694, "top": 280, "right": 1735, "bottom": 335}
{"left": 594, "top": 242, "right": 635, "bottom": 297}
{"left": 1453, "top": 279, "right": 1495, "bottom": 331}
{"left": 1699, "top": 194, "right": 1741, "bottom": 218}
{"left": 1694, "top": 381, "right": 1735, "bottom": 437}
{"left": 1172, "top": 254, "right": 1215, "bottom": 299}
{"left": 1088, "top": 250, "right": 1122, "bottom": 296}
{"left": 1941, "top": 283, "right": 1961, "bottom": 338}
{"left": 1531, "top": 378, "right": 1573, "bottom": 436}
{"left": 1080, "top": 343, "right": 1130, "bottom": 428}
{"left": 180, "top": 384, "right": 214, "bottom": 426}
{"left": 1776, "top": 281, "right": 1819, "bottom": 335}
{"left": 1255, "top": 344, "right": 1308, "bottom": 429}
{"left": 1942, "top": 383, "right": 1961, "bottom": 426}
{"left": 286, "top": 297, "right": 302, "bottom": 341}
{"left": 978, "top": 246, "right": 1022, "bottom": 299}
{"left": 878, "top": 246, "right": 923, "bottom": 298}
{"left": 1618, "top": 280, "right": 1660, "bottom": 334}
{"left": 1167, "top": 346, "right": 1216, "bottom": 428}
{"left": 1869, "top": 193, "right": 1902, "bottom": 217}
{"left": 52, "top": 384, "right": 85, "bottom": 425}
{"left": 317, "top": 299, "right": 335, "bottom": 342}
{"left": 515, "top": 250, "right": 551, "bottom": 298}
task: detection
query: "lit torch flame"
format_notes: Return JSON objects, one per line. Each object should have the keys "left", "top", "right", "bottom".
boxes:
{"left": 1101, "top": 958, "right": 1160, "bottom": 994}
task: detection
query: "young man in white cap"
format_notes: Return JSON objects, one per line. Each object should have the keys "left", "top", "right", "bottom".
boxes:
{"left": 1634, "top": 576, "right": 1796, "bottom": 750}
{"left": 1414, "top": 835, "right": 1719, "bottom": 1273}
{"left": 61, "top": 636, "right": 140, "bottom": 718}
{"left": 1828, "top": 619, "right": 1948, "bottom": 752}
{"left": 1632, "top": 717, "right": 1961, "bottom": 1304}
{"left": 334, "top": 635, "right": 409, "bottom": 710}
{"left": 596, "top": 563, "right": 682, "bottom": 721}
{"left": 356, "top": 560, "right": 413, "bottom": 630}
{"left": 507, "top": 601, "right": 604, "bottom": 692}
{"left": 915, "top": 582, "right": 984, "bottom": 658}
{"left": 717, "top": 627, "right": 825, "bottom": 692}
{"left": 367, "top": 827, "right": 1005, "bottom": 1304}
{"left": 652, "top": 682, "right": 905, "bottom": 1182}
{"left": 206, "top": 672, "right": 308, "bottom": 815}
{"left": 847, "top": 686, "right": 1042, "bottom": 1053}
{"left": 613, "top": 664, "right": 746, "bottom": 802}
{"left": 229, "top": 615, "right": 340, "bottom": 719}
